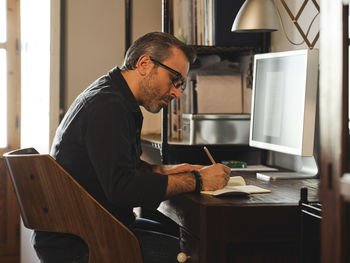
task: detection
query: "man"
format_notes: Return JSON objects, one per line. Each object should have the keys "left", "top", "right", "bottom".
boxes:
{"left": 34, "top": 32, "right": 231, "bottom": 263}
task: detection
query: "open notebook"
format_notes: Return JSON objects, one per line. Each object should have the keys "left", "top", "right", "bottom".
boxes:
{"left": 201, "top": 176, "right": 271, "bottom": 197}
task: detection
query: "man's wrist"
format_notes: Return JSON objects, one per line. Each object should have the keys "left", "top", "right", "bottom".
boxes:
{"left": 191, "top": 170, "right": 202, "bottom": 193}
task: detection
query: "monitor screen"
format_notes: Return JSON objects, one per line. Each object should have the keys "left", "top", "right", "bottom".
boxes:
{"left": 249, "top": 49, "right": 319, "bottom": 157}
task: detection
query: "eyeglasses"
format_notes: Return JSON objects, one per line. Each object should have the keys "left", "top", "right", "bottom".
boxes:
{"left": 150, "top": 58, "right": 186, "bottom": 92}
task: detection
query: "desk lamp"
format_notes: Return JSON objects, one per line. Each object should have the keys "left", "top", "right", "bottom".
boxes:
{"left": 231, "top": 0, "right": 320, "bottom": 49}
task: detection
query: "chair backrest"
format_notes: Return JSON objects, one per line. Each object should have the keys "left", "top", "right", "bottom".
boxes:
{"left": 4, "top": 148, "right": 143, "bottom": 263}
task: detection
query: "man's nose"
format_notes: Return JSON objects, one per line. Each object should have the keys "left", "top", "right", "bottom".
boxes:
{"left": 172, "top": 86, "right": 181, "bottom": 99}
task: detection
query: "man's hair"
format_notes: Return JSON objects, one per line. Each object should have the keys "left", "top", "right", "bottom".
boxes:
{"left": 121, "top": 32, "right": 196, "bottom": 70}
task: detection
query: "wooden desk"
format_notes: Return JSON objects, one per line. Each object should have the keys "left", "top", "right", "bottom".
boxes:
{"left": 158, "top": 172, "right": 320, "bottom": 263}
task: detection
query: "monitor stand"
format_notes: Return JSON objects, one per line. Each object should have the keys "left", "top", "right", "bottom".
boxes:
{"left": 256, "top": 152, "right": 318, "bottom": 181}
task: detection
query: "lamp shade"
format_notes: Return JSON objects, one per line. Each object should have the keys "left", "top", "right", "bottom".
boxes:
{"left": 232, "top": 0, "right": 279, "bottom": 32}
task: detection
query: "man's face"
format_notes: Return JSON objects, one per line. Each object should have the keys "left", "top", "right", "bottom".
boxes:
{"left": 140, "top": 47, "right": 189, "bottom": 113}
{"left": 139, "top": 69, "right": 172, "bottom": 113}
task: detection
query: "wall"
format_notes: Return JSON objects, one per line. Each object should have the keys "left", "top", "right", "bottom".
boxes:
{"left": 64, "top": 0, "right": 125, "bottom": 107}
{"left": 271, "top": 0, "right": 320, "bottom": 51}
{"left": 64, "top": 0, "right": 162, "bottom": 135}
{"left": 131, "top": 0, "right": 162, "bottom": 41}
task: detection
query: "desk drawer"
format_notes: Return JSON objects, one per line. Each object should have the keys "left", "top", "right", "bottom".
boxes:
{"left": 179, "top": 227, "right": 199, "bottom": 263}
{"left": 226, "top": 241, "right": 298, "bottom": 262}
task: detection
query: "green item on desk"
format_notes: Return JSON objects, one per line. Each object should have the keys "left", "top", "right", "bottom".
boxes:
{"left": 221, "top": 160, "right": 247, "bottom": 168}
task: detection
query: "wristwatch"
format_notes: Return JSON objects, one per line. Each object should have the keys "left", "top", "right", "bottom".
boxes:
{"left": 191, "top": 170, "right": 203, "bottom": 193}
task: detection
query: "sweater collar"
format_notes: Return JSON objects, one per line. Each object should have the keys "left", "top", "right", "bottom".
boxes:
{"left": 108, "top": 67, "right": 141, "bottom": 114}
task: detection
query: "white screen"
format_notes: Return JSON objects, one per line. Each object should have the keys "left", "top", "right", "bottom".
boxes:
{"left": 250, "top": 50, "right": 318, "bottom": 156}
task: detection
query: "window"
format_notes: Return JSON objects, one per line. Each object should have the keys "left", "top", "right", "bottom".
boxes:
{"left": 20, "top": 0, "right": 51, "bottom": 153}
{"left": 0, "top": 0, "right": 8, "bottom": 148}
{"left": 0, "top": 49, "right": 7, "bottom": 148}
{"left": 0, "top": 0, "right": 20, "bottom": 156}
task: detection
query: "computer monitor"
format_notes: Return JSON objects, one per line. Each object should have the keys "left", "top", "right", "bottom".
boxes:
{"left": 249, "top": 49, "right": 319, "bottom": 180}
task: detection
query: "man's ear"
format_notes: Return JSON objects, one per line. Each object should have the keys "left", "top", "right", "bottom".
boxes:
{"left": 136, "top": 54, "right": 153, "bottom": 77}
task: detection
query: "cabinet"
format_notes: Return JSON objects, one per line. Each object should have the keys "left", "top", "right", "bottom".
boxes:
{"left": 141, "top": 0, "right": 270, "bottom": 165}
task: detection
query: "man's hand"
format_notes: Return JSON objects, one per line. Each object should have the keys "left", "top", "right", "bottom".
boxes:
{"left": 199, "top": 164, "right": 231, "bottom": 191}
{"left": 154, "top": 163, "right": 203, "bottom": 175}
{"left": 164, "top": 163, "right": 231, "bottom": 199}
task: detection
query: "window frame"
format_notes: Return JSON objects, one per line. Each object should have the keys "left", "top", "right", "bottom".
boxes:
{"left": 0, "top": 0, "right": 20, "bottom": 156}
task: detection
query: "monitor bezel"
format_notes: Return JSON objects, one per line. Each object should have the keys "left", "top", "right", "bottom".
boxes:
{"left": 249, "top": 49, "right": 319, "bottom": 157}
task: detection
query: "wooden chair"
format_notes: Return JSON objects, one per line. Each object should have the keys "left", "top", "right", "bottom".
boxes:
{"left": 4, "top": 148, "right": 143, "bottom": 263}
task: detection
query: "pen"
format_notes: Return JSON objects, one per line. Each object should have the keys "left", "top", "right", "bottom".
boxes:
{"left": 203, "top": 146, "right": 216, "bottom": 164}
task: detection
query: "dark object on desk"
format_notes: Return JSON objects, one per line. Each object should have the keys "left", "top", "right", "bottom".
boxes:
{"left": 299, "top": 187, "right": 321, "bottom": 263}
{"left": 4, "top": 148, "right": 143, "bottom": 263}
{"left": 221, "top": 160, "right": 247, "bottom": 168}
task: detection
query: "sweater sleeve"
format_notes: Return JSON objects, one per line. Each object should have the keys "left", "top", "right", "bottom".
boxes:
{"left": 85, "top": 97, "right": 168, "bottom": 209}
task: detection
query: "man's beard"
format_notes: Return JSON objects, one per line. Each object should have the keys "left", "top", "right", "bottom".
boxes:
{"left": 140, "top": 70, "right": 172, "bottom": 113}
